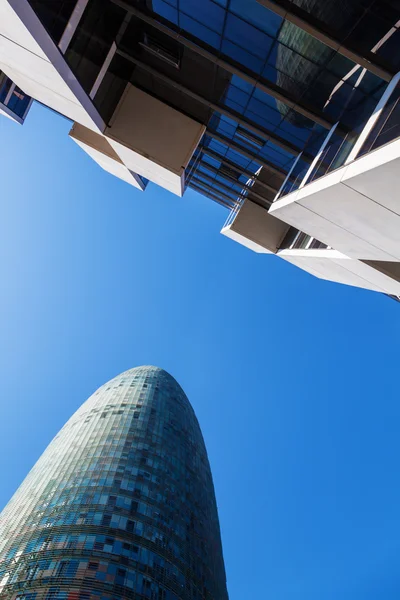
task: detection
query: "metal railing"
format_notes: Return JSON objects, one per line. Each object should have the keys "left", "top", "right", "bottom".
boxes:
{"left": 357, "top": 84, "right": 400, "bottom": 156}
{"left": 222, "top": 200, "right": 243, "bottom": 229}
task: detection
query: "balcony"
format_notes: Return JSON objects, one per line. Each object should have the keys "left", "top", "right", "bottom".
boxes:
{"left": 270, "top": 73, "right": 400, "bottom": 261}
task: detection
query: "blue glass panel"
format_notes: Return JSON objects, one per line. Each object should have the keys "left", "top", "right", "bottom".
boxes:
{"left": 198, "top": 164, "right": 218, "bottom": 178}
{"left": 243, "top": 110, "right": 275, "bottom": 131}
{"left": 216, "top": 120, "right": 237, "bottom": 137}
{"left": 224, "top": 84, "right": 251, "bottom": 108}
{"left": 225, "top": 148, "right": 250, "bottom": 167}
{"left": 213, "top": 115, "right": 237, "bottom": 137}
{"left": 229, "top": 0, "right": 282, "bottom": 37}
{"left": 224, "top": 97, "right": 246, "bottom": 114}
{"left": 224, "top": 13, "right": 273, "bottom": 60}
{"left": 203, "top": 155, "right": 221, "bottom": 168}
{"left": 252, "top": 86, "right": 278, "bottom": 109}
{"left": 247, "top": 160, "right": 262, "bottom": 172}
{"left": 272, "top": 126, "right": 308, "bottom": 146}
{"left": 180, "top": 0, "right": 225, "bottom": 32}
{"left": 222, "top": 39, "right": 264, "bottom": 74}
{"left": 180, "top": 14, "right": 221, "bottom": 48}
{"left": 209, "top": 139, "right": 228, "bottom": 154}
{"left": 262, "top": 62, "right": 278, "bottom": 84}
{"left": 261, "top": 146, "right": 291, "bottom": 167}
{"left": 245, "top": 98, "right": 281, "bottom": 126}
{"left": 230, "top": 74, "right": 254, "bottom": 94}
{"left": 152, "top": 0, "right": 178, "bottom": 24}
{"left": 278, "top": 119, "right": 313, "bottom": 144}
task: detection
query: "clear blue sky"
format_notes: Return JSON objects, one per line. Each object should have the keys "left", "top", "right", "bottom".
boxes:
{"left": 1, "top": 103, "right": 400, "bottom": 600}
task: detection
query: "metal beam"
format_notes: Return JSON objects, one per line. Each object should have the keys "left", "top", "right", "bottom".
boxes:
{"left": 111, "top": 0, "right": 336, "bottom": 129}
{"left": 206, "top": 128, "right": 287, "bottom": 178}
{"left": 116, "top": 49, "right": 310, "bottom": 158}
{"left": 257, "top": 0, "right": 393, "bottom": 82}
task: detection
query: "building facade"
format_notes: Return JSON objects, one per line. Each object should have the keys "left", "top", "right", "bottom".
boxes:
{"left": 0, "top": 0, "right": 400, "bottom": 296}
{"left": 0, "top": 366, "right": 228, "bottom": 600}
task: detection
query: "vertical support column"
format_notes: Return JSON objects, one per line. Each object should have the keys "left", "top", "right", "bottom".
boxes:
{"left": 90, "top": 43, "right": 117, "bottom": 99}
{"left": 274, "top": 151, "right": 303, "bottom": 200}
{"left": 58, "top": 0, "right": 90, "bottom": 54}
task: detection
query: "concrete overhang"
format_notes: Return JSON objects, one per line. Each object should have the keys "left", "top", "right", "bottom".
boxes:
{"left": 270, "top": 137, "right": 400, "bottom": 261}
{"left": 105, "top": 85, "right": 206, "bottom": 197}
{"left": 69, "top": 123, "right": 146, "bottom": 190}
{"left": 221, "top": 199, "right": 289, "bottom": 253}
{"left": 0, "top": 0, "right": 104, "bottom": 132}
{"left": 278, "top": 248, "right": 400, "bottom": 295}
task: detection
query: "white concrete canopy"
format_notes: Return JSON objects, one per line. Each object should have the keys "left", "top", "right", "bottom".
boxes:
{"left": 278, "top": 248, "right": 400, "bottom": 295}
{"left": 0, "top": 0, "right": 104, "bottom": 132}
{"left": 270, "top": 137, "right": 400, "bottom": 261}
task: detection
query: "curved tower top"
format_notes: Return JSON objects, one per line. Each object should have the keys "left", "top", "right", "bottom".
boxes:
{"left": 0, "top": 366, "right": 228, "bottom": 600}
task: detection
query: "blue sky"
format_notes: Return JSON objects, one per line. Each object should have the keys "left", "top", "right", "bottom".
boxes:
{"left": 1, "top": 103, "right": 400, "bottom": 600}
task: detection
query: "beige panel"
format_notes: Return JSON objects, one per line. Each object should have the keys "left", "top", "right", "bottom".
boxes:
{"left": 69, "top": 123, "right": 145, "bottom": 189}
{"left": 364, "top": 261, "right": 400, "bottom": 284}
{"left": 105, "top": 85, "right": 205, "bottom": 196}
{"left": 70, "top": 123, "right": 123, "bottom": 162}
{"left": 222, "top": 200, "right": 289, "bottom": 253}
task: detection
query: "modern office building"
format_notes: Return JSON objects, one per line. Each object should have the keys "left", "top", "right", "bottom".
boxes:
{"left": 0, "top": 0, "right": 400, "bottom": 297}
{"left": 0, "top": 70, "right": 32, "bottom": 123}
{"left": 0, "top": 365, "right": 228, "bottom": 600}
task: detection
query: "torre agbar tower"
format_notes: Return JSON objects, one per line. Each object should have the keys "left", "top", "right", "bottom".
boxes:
{"left": 0, "top": 366, "right": 228, "bottom": 600}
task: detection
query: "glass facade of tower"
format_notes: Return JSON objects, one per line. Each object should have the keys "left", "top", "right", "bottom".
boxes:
{"left": 0, "top": 366, "right": 228, "bottom": 600}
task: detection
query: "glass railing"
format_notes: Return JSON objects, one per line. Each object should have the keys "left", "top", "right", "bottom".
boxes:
{"left": 358, "top": 84, "right": 400, "bottom": 157}
{"left": 279, "top": 227, "right": 329, "bottom": 250}
{"left": 304, "top": 130, "right": 358, "bottom": 185}
{"left": 288, "top": 231, "right": 328, "bottom": 250}
{"left": 222, "top": 199, "right": 243, "bottom": 229}
{"left": 275, "top": 166, "right": 308, "bottom": 200}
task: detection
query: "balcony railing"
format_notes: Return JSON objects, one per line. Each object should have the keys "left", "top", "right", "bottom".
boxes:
{"left": 358, "top": 84, "right": 400, "bottom": 156}
{"left": 274, "top": 70, "right": 400, "bottom": 201}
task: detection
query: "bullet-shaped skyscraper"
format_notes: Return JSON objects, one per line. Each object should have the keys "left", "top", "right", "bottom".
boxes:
{"left": 0, "top": 366, "right": 228, "bottom": 600}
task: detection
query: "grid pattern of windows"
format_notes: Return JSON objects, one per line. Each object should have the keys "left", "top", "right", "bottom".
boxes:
{"left": 23, "top": 0, "right": 399, "bottom": 210}
{"left": 112, "top": 0, "right": 391, "bottom": 207}
{"left": 0, "top": 367, "right": 228, "bottom": 600}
